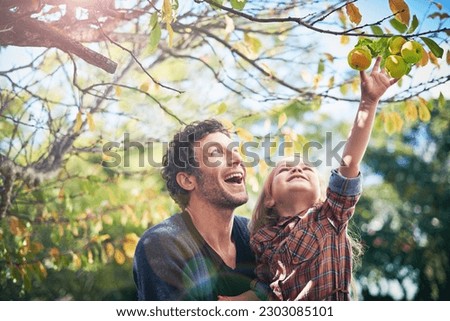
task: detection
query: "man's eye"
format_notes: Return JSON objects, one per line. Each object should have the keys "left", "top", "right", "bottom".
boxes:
{"left": 279, "top": 167, "right": 289, "bottom": 172}
{"left": 210, "top": 149, "right": 222, "bottom": 156}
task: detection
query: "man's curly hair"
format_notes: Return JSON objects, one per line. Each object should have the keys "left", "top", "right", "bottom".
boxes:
{"left": 161, "top": 119, "right": 230, "bottom": 209}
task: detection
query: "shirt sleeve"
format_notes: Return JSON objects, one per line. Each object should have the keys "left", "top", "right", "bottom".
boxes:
{"left": 133, "top": 235, "right": 189, "bottom": 300}
{"left": 133, "top": 227, "right": 204, "bottom": 301}
{"left": 328, "top": 168, "right": 362, "bottom": 196}
{"left": 322, "top": 169, "right": 362, "bottom": 229}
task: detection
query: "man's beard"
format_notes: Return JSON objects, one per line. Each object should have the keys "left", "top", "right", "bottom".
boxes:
{"left": 196, "top": 172, "right": 248, "bottom": 209}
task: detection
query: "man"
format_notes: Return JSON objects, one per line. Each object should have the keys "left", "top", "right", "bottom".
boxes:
{"left": 133, "top": 119, "right": 256, "bottom": 300}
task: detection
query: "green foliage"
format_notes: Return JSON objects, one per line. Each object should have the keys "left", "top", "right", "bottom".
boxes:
{"left": 354, "top": 99, "right": 450, "bottom": 300}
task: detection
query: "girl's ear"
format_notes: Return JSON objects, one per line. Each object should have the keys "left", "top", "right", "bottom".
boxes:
{"left": 176, "top": 172, "right": 196, "bottom": 191}
{"left": 264, "top": 197, "right": 275, "bottom": 208}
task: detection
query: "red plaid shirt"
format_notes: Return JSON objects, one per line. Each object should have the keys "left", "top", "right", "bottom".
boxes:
{"left": 250, "top": 170, "right": 361, "bottom": 301}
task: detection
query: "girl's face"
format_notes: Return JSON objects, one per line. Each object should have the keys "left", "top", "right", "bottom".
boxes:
{"left": 269, "top": 159, "right": 321, "bottom": 215}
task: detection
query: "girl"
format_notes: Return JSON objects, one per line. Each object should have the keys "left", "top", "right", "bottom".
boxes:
{"left": 219, "top": 57, "right": 398, "bottom": 301}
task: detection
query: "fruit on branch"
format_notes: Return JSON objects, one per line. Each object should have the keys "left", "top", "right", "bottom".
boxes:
{"left": 385, "top": 55, "right": 408, "bottom": 78}
{"left": 401, "top": 40, "right": 424, "bottom": 64}
{"left": 388, "top": 36, "right": 407, "bottom": 55}
{"left": 347, "top": 47, "right": 372, "bottom": 71}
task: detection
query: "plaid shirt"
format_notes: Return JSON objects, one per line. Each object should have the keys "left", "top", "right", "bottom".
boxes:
{"left": 250, "top": 169, "right": 362, "bottom": 301}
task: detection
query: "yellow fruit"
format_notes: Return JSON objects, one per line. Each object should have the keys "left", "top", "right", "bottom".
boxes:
{"left": 385, "top": 55, "right": 408, "bottom": 78}
{"left": 347, "top": 47, "right": 372, "bottom": 71}
{"left": 388, "top": 36, "right": 407, "bottom": 55}
{"left": 401, "top": 41, "right": 423, "bottom": 64}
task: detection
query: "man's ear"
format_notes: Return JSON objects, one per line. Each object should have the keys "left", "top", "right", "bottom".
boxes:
{"left": 176, "top": 172, "right": 196, "bottom": 191}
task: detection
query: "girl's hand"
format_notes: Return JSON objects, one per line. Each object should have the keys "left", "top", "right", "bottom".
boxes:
{"left": 360, "top": 56, "right": 398, "bottom": 105}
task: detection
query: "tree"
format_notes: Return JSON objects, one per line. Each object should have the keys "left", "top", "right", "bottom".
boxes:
{"left": 353, "top": 98, "right": 449, "bottom": 300}
{"left": 0, "top": 0, "right": 449, "bottom": 299}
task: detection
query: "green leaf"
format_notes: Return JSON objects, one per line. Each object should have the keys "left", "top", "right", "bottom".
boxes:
{"left": 407, "top": 15, "right": 419, "bottom": 34}
{"left": 149, "top": 12, "right": 158, "bottom": 31}
{"left": 390, "top": 18, "right": 407, "bottom": 33}
{"left": 438, "top": 92, "right": 445, "bottom": 110}
{"left": 370, "top": 25, "right": 384, "bottom": 35}
{"left": 230, "top": 0, "right": 246, "bottom": 10}
{"left": 420, "top": 37, "right": 444, "bottom": 58}
{"left": 367, "top": 38, "right": 389, "bottom": 57}
{"left": 148, "top": 24, "right": 161, "bottom": 52}
{"left": 317, "top": 59, "right": 325, "bottom": 75}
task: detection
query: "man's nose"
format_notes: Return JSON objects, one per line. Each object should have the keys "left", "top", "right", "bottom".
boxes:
{"left": 228, "top": 148, "right": 243, "bottom": 166}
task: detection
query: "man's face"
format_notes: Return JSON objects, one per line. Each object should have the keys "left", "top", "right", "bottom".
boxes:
{"left": 192, "top": 132, "right": 248, "bottom": 209}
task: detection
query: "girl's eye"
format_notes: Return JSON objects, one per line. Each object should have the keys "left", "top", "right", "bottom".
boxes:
{"left": 303, "top": 167, "right": 312, "bottom": 171}
{"left": 279, "top": 167, "right": 289, "bottom": 172}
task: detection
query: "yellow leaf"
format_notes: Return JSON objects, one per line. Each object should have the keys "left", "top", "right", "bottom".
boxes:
{"left": 338, "top": 8, "right": 347, "bottom": 27}
{"left": 313, "top": 74, "right": 322, "bottom": 89}
{"left": 389, "top": 0, "right": 410, "bottom": 26}
{"left": 433, "top": 2, "right": 443, "bottom": 10}
{"left": 346, "top": 3, "right": 362, "bottom": 25}
{"left": 278, "top": 112, "right": 287, "bottom": 129}
{"left": 220, "top": 119, "right": 234, "bottom": 131}
{"left": 324, "top": 53, "right": 334, "bottom": 63}
{"left": 58, "top": 186, "right": 65, "bottom": 200}
{"left": 115, "top": 86, "right": 122, "bottom": 96}
{"left": 418, "top": 98, "right": 431, "bottom": 122}
{"left": 87, "top": 112, "right": 95, "bottom": 131}
{"left": 244, "top": 33, "right": 262, "bottom": 55}
{"left": 404, "top": 100, "right": 418, "bottom": 121}
{"left": 283, "top": 134, "right": 295, "bottom": 156}
{"left": 139, "top": 82, "right": 150, "bottom": 92}
{"left": 105, "top": 243, "right": 115, "bottom": 258}
{"left": 88, "top": 249, "right": 94, "bottom": 264}
{"left": 9, "top": 216, "right": 19, "bottom": 235}
{"left": 447, "top": 49, "right": 450, "bottom": 65}
{"left": 328, "top": 76, "right": 335, "bottom": 88}
{"left": 340, "top": 35, "right": 350, "bottom": 45}
{"left": 37, "top": 261, "right": 48, "bottom": 278}
{"left": 236, "top": 127, "right": 253, "bottom": 142}
{"left": 114, "top": 249, "right": 126, "bottom": 265}
{"left": 384, "top": 112, "right": 396, "bottom": 135}
{"left": 72, "top": 253, "right": 81, "bottom": 269}
{"left": 9, "top": 216, "right": 26, "bottom": 236}
{"left": 162, "top": 0, "right": 173, "bottom": 23}
{"left": 49, "top": 247, "right": 60, "bottom": 258}
{"left": 224, "top": 15, "right": 235, "bottom": 35}
{"left": 429, "top": 51, "right": 439, "bottom": 66}
{"left": 167, "top": 22, "right": 174, "bottom": 48}
{"left": 391, "top": 112, "right": 404, "bottom": 132}
{"left": 74, "top": 111, "right": 83, "bottom": 133}
{"left": 123, "top": 233, "right": 139, "bottom": 258}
